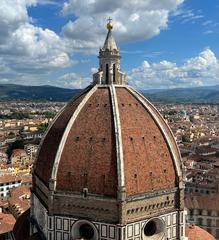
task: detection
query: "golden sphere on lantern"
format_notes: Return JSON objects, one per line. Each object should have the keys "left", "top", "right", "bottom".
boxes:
{"left": 107, "top": 21, "right": 113, "bottom": 31}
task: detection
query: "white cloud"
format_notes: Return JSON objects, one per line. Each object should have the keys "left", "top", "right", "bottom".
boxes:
{"left": 1, "top": 0, "right": 217, "bottom": 91}
{"left": 0, "top": 0, "right": 36, "bottom": 43}
{"left": 128, "top": 48, "right": 219, "bottom": 89}
{"left": 171, "top": 6, "right": 204, "bottom": 25}
{"left": 0, "top": 0, "right": 72, "bottom": 83}
{"left": 202, "top": 20, "right": 213, "bottom": 26}
{"left": 58, "top": 73, "right": 91, "bottom": 89}
{"left": 91, "top": 67, "right": 98, "bottom": 74}
{"left": 36, "top": 0, "right": 61, "bottom": 6}
{"left": 61, "top": 0, "right": 184, "bottom": 52}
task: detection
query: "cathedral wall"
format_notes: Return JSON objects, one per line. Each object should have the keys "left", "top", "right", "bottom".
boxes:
{"left": 45, "top": 210, "right": 186, "bottom": 240}
{"left": 32, "top": 193, "right": 48, "bottom": 236}
{"left": 52, "top": 194, "right": 119, "bottom": 223}
{"left": 124, "top": 190, "right": 177, "bottom": 223}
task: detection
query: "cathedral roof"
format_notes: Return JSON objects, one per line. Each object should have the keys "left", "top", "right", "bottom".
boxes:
{"left": 33, "top": 19, "right": 182, "bottom": 208}
{"left": 15, "top": 19, "right": 184, "bottom": 240}
{"left": 34, "top": 85, "right": 182, "bottom": 198}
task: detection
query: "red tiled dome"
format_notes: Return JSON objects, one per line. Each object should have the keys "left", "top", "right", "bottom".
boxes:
{"left": 186, "top": 224, "right": 216, "bottom": 240}
{"left": 16, "top": 20, "right": 185, "bottom": 240}
{"left": 34, "top": 85, "right": 182, "bottom": 198}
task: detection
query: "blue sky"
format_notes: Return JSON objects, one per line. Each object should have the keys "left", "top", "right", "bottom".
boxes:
{"left": 0, "top": 0, "right": 219, "bottom": 89}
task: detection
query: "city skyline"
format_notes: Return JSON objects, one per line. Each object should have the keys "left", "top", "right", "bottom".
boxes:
{"left": 0, "top": 0, "right": 219, "bottom": 89}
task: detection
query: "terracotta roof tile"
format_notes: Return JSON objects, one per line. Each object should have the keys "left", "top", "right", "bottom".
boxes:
{"left": 8, "top": 186, "right": 31, "bottom": 218}
{"left": 57, "top": 88, "right": 117, "bottom": 197}
{"left": 186, "top": 224, "right": 215, "bottom": 240}
{"left": 0, "top": 213, "right": 15, "bottom": 234}
{"left": 35, "top": 88, "right": 90, "bottom": 185}
{"left": 185, "top": 193, "right": 219, "bottom": 211}
{"left": 116, "top": 88, "right": 176, "bottom": 195}
{"left": 0, "top": 174, "right": 22, "bottom": 184}
{"left": 34, "top": 86, "right": 180, "bottom": 197}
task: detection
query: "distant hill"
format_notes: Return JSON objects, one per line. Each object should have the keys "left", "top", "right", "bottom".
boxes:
{"left": 0, "top": 84, "right": 80, "bottom": 101}
{"left": 142, "top": 85, "right": 219, "bottom": 103}
{"left": 0, "top": 84, "right": 219, "bottom": 103}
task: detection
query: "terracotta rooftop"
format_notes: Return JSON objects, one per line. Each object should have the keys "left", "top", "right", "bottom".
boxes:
{"left": 185, "top": 193, "right": 219, "bottom": 211}
{"left": 0, "top": 174, "right": 22, "bottom": 184}
{"left": 35, "top": 87, "right": 90, "bottom": 187}
{"left": 0, "top": 213, "right": 16, "bottom": 235}
{"left": 186, "top": 224, "right": 216, "bottom": 240}
{"left": 8, "top": 185, "right": 31, "bottom": 218}
{"left": 34, "top": 86, "right": 181, "bottom": 197}
{"left": 11, "top": 149, "right": 28, "bottom": 157}
{"left": 20, "top": 174, "right": 32, "bottom": 184}
{"left": 0, "top": 199, "right": 8, "bottom": 208}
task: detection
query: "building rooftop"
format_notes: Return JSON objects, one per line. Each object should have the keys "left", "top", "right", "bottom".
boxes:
{"left": 185, "top": 193, "right": 219, "bottom": 211}
{"left": 0, "top": 213, "right": 16, "bottom": 235}
{"left": 186, "top": 224, "right": 216, "bottom": 240}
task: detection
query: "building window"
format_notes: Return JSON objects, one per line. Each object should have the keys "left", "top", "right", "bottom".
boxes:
{"left": 113, "top": 64, "right": 116, "bottom": 83}
{"left": 197, "top": 218, "right": 203, "bottom": 225}
{"left": 105, "top": 64, "right": 109, "bottom": 84}
{"left": 207, "top": 219, "right": 212, "bottom": 226}
{"left": 216, "top": 229, "right": 219, "bottom": 238}
{"left": 83, "top": 188, "right": 88, "bottom": 198}
{"left": 79, "top": 224, "right": 94, "bottom": 239}
{"left": 143, "top": 218, "right": 165, "bottom": 239}
{"left": 144, "top": 221, "right": 156, "bottom": 236}
{"left": 71, "top": 221, "right": 97, "bottom": 240}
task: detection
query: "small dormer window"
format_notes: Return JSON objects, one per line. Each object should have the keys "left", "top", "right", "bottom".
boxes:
{"left": 83, "top": 187, "right": 88, "bottom": 198}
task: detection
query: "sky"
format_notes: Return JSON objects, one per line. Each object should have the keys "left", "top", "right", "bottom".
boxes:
{"left": 0, "top": 0, "right": 219, "bottom": 90}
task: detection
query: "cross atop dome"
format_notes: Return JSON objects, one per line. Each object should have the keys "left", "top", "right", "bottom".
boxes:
{"left": 107, "top": 17, "right": 112, "bottom": 22}
{"left": 93, "top": 18, "right": 127, "bottom": 85}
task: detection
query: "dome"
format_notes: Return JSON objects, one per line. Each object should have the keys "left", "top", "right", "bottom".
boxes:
{"left": 29, "top": 20, "right": 185, "bottom": 240}
{"left": 186, "top": 224, "right": 216, "bottom": 240}
{"left": 34, "top": 85, "right": 182, "bottom": 198}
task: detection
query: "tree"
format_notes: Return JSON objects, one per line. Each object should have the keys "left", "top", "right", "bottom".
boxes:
{"left": 38, "top": 123, "right": 49, "bottom": 132}
{"left": 182, "top": 134, "right": 191, "bottom": 143}
{"left": 189, "top": 116, "right": 194, "bottom": 123}
{"left": 44, "top": 111, "right": 56, "bottom": 119}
